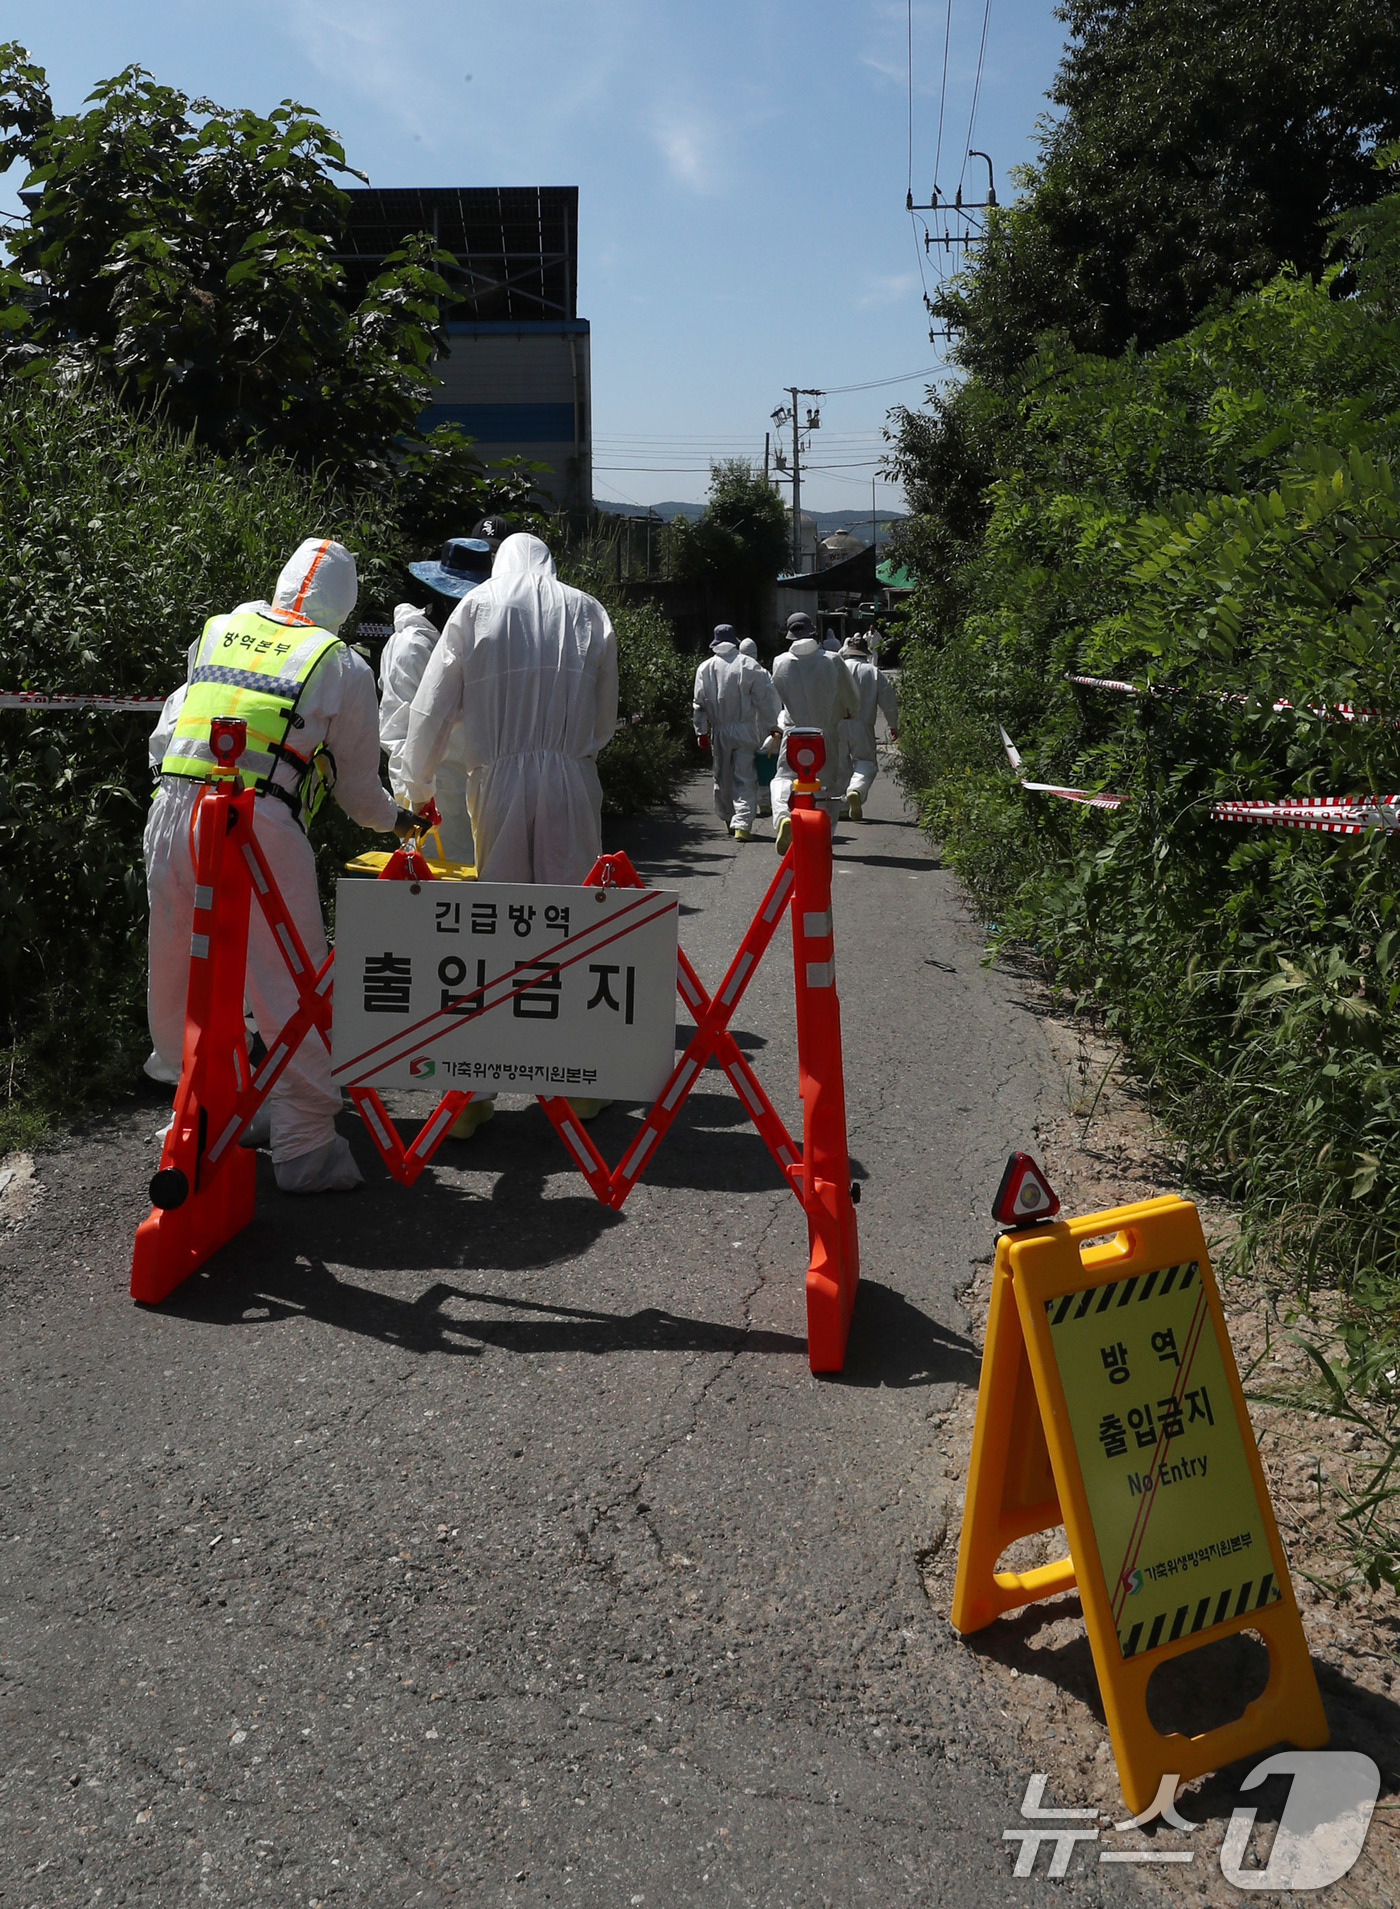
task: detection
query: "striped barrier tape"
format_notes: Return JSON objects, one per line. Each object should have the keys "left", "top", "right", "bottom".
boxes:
{"left": 1000, "top": 727, "right": 1400, "bottom": 832}
{"left": 1066, "top": 674, "right": 1388, "bottom": 726}
{"left": 1, "top": 691, "right": 167, "bottom": 712}
{"left": 3, "top": 623, "right": 394, "bottom": 715}
{"left": 1212, "top": 796, "right": 1400, "bottom": 836}
{"left": 999, "top": 725, "right": 1128, "bottom": 809}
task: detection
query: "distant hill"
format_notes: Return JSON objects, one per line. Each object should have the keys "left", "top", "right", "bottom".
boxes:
{"left": 605, "top": 501, "right": 905, "bottom": 545}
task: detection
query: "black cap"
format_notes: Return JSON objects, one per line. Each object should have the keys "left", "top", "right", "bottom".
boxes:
{"left": 473, "top": 516, "right": 513, "bottom": 551}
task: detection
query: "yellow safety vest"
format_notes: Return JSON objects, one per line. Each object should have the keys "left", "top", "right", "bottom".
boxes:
{"left": 160, "top": 607, "right": 342, "bottom": 822}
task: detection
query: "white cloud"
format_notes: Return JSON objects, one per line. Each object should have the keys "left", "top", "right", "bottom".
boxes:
{"left": 651, "top": 109, "right": 724, "bottom": 195}
{"left": 858, "top": 272, "right": 919, "bottom": 308}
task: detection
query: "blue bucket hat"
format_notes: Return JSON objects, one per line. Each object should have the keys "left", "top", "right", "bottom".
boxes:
{"left": 710, "top": 623, "right": 738, "bottom": 650}
{"left": 408, "top": 537, "right": 493, "bottom": 599}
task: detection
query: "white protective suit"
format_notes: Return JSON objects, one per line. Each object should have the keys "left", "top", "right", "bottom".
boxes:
{"left": 400, "top": 534, "right": 619, "bottom": 884}
{"left": 378, "top": 603, "right": 474, "bottom": 865}
{"left": 837, "top": 645, "right": 899, "bottom": 804}
{"left": 691, "top": 642, "right": 781, "bottom": 836}
{"left": 770, "top": 636, "right": 861, "bottom": 820}
{"left": 144, "top": 539, "right": 399, "bottom": 1193}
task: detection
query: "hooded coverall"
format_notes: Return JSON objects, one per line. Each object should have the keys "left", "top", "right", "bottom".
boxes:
{"left": 770, "top": 637, "right": 861, "bottom": 821}
{"left": 378, "top": 603, "right": 475, "bottom": 866}
{"left": 837, "top": 649, "right": 899, "bottom": 805}
{"left": 400, "top": 534, "right": 619, "bottom": 884}
{"left": 692, "top": 642, "right": 781, "bottom": 836}
{"left": 144, "top": 540, "right": 400, "bottom": 1193}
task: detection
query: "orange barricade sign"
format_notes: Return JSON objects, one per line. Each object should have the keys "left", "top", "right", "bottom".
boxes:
{"left": 130, "top": 737, "right": 860, "bottom": 1373}
{"left": 951, "top": 1193, "right": 1326, "bottom": 1817}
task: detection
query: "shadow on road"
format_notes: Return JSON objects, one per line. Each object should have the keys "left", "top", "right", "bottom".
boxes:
{"left": 159, "top": 1257, "right": 807, "bottom": 1363}
{"left": 832, "top": 851, "right": 943, "bottom": 872}
{"left": 358, "top": 1092, "right": 801, "bottom": 1201}
{"left": 959, "top": 1597, "right": 1400, "bottom": 1828}
{"left": 834, "top": 1279, "right": 981, "bottom": 1390}
{"left": 607, "top": 799, "right": 731, "bottom": 886}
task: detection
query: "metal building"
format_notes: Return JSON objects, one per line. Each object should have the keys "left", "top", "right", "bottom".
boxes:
{"left": 340, "top": 187, "right": 591, "bottom": 513}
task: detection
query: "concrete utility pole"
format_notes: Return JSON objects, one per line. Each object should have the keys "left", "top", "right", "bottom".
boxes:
{"left": 789, "top": 389, "right": 802, "bottom": 572}
{"left": 771, "top": 388, "right": 823, "bottom": 572}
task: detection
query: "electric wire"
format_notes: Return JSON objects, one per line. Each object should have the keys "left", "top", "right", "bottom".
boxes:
{"left": 932, "top": 0, "right": 954, "bottom": 194}
{"left": 908, "top": 0, "right": 934, "bottom": 309}
{"left": 820, "top": 365, "right": 943, "bottom": 393}
{"left": 958, "top": 0, "right": 994, "bottom": 193}
{"left": 907, "top": 0, "right": 915, "bottom": 198}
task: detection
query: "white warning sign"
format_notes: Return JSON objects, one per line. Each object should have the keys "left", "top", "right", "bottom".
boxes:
{"left": 330, "top": 878, "right": 678, "bottom": 1101}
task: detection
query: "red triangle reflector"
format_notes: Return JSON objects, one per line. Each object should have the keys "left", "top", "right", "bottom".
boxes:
{"left": 992, "top": 1151, "right": 1060, "bottom": 1227}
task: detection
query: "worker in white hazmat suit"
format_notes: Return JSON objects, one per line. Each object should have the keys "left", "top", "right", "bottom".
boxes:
{"left": 400, "top": 532, "right": 620, "bottom": 1131}
{"left": 691, "top": 624, "right": 781, "bottom": 842}
{"left": 379, "top": 534, "right": 499, "bottom": 866}
{"left": 402, "top": 532, "right": 618, "bottom": 880}
{"left": 145, "top": 539, "right": 414, "bottom": 1193}
{"left": 737, "top": 637, "right": 778, "bottom": 812}
{"left": 769, "top": 612, "right": 860, "bottom": 853}
{"left": 836, "top": 631, "right": 899, "bottom": 820}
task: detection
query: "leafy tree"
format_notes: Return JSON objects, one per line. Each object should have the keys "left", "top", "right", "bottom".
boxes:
{"left": 934, "top": 0, "right": 1400, "bottom": 383}
{"left": 673, "top": 458, "right": 789, "bottom": 632}
{"left": 393, "top": 427, "right": 549, "bottom": 550}
{"left": 0, "top": 50, "right": 456, "bottom": 486}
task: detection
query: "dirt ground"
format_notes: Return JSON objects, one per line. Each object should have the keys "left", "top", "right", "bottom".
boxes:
{"left": 914, "top": 978, "right": 1400, "bottom": 1904}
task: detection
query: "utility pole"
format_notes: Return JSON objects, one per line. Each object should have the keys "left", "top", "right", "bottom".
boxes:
{"left": 788, "top": 390, "right": 802, "bottom": 571}
{"left": 763, "top": 431, "right": 770, "bottom": 487}
{"left": 905, "top": 148, "right": 999, "bottom": 341}
{"left": 770, "top": 387, "right": 823, "bottom": 571}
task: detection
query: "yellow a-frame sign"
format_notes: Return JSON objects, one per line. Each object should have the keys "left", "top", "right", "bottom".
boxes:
{"left": 951, "top": 1194, "right": 1327, "bottom": 1817}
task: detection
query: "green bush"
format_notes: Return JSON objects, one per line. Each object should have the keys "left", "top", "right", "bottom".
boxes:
{"left": 555, "top": 548, "right": 695, "bottom": 815}
{"left": 894, "top": 179, "right": 1400, "bottom": 1501}
{"left": 0, "top": 376, "right": 400, "bottom": 1144}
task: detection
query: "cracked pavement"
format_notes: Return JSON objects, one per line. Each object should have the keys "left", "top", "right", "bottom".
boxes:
{"left": 0, "top": 766, "right": 1147, "bottom": 1906}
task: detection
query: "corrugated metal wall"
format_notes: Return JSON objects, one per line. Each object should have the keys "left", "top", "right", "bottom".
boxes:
{"left": 424, "top": 323, "right": 591, "bottom": 512}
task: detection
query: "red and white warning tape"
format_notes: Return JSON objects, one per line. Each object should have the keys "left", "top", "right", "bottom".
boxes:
{"left": 0, "top": 691, "right": 166, "bottom": 712}
{"left": 1212, "top": 796, "right": 1400, "bottom": 836}
{"left": 1066, "top": 674, "right": 1388, "bottom": 726}
{"left": 999, "top": 726, "right": 1128, "bottom": 809}
{"left": 999, "top": 727, "right": 1400, "bottom": 833}
{"left": 3, "top": 621, "right": 394, "bottom": 714}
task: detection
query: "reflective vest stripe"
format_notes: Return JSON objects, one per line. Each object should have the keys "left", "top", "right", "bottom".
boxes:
{"left": 160, "top": 733, "right": 279, "bottom": 777}
{"left": 190, "top": 662, "right": 310, "bottom": 696}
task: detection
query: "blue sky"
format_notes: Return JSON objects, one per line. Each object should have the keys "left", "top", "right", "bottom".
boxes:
{"left": 3, "top": 1, "right": 1066, "bottom": 515}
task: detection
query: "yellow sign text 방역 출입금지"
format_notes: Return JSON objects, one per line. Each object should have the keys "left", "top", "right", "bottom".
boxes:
{"left": 1044, "top": 1256, "right": 1278, "bottom": 1658}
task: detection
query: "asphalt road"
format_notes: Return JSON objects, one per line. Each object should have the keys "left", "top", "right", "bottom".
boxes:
{"left": 0, "top": 763, "right": 1146, "bottom": 1907}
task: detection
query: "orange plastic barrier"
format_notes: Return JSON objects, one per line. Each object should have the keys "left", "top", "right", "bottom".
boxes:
{"left": 130, "top": 728, "right": 861, "bottom": 1372}
{"left": 788, "top": 798, "right": 860, "bottom": 1371}
{"left": 131, "top": 774, "right": 336, "bottom": 1303}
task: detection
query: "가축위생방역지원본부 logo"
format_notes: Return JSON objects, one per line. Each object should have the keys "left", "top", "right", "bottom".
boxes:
{"left": 1003, "top": 1754, "right": 1380, "bottom": 1887}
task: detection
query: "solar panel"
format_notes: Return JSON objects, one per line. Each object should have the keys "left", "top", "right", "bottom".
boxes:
{"left": 338, "top": 187, "right": 578, "bottom": 321}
